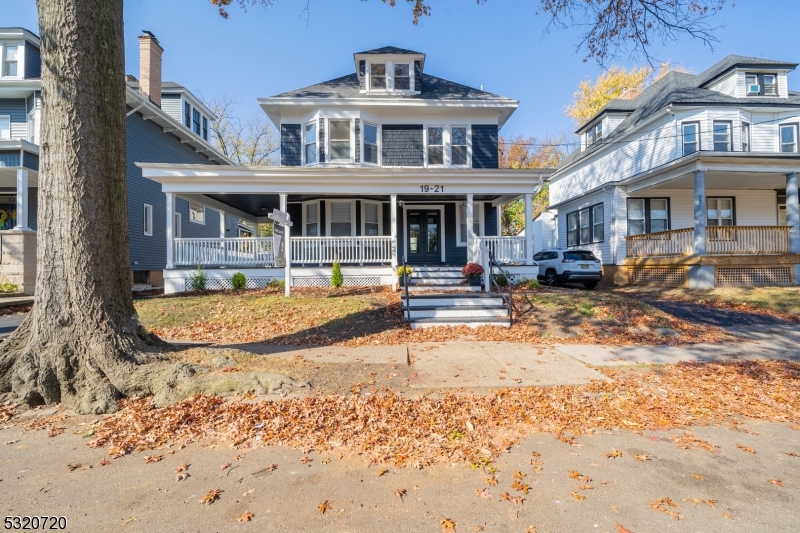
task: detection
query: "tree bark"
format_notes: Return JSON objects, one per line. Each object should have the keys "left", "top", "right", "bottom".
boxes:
{"left": 0, "top": 0, "right": 179, "bottom": 414}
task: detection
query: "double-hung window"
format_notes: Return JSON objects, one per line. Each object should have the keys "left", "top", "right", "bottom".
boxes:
{"left": 0, "top": 115, "right": 10, "bottom": 140}
{"left": 587, "top": 122, "right": 602, "bottom": 145}
{"left": 394, "top": 63, "right": 410, "bottom": 90}
{"left": 458, "top": 203, "right": 481, "bottom": 246}
{"left": 682, "top": 122, "right": 699, "bottom": 155}
{"left": 567, "top": 212, "right": 578, "bottom": 246}
{"left": 174, "top": 213, "right": 182, "bottom": 238}
{"left": 746, "top": 73, "right": 778, "bottom": 96}
{"left": 363, "top": 202, "right": 380, "bottom": 236}
{"left": 763, "top": 74, "right": 777, "bottom": 96}
{"left": 202, "top": 117, "right": 208, "bottom": 141}
{"left": 189, "top": 202, "right": 205, "bottom": 224}
{"left": 304, "top": 122, "right": 317, "bottom": 164}
{"left": 329, "top": 201, "right": 352, "bottom": 236}
{"left": 626, "top": 199, "right": 669, "bottom": 236}
{"left": 451, "top": 127, "right": 467, "bottom": 166}
{"left": 184, "top": 102, "right": 191, "bottom": 127}
{"left": 427, "top": 127, "right": 444, "bottom": 165}
{"left": 780, "top": 124, "right": 798, "bottom": 153}
{"left": 305, "top": 203, "right": 318, "bottom": 236}
{"left": 363, "top": 123, "right": 378, "bottom": 164}
{"left": 3, "top": 46, "right": 18, "bottom": 77}
{"left": 192, "top": 109, "right": 201, "bottom": 135}
{"left": 592, "top": 204, "right": 604, "bottom": 242}
{"left": 329, "top": 120, "right": 351, "bottom": 161}
{"left": 143, "top": 204, "right": 153, "bottom": 236}
{"left": 741, "top": 122, "right": 750, "bottom": 152}
{"left": 370, "top": 63, "right": 386, "bottom": 90}
{"left": 707, "top": 198, "right": 734, "bottom": 226}
{"left": 567, "top": 203, "right": 604, "bottom": 246}
{"left": 746, "top": 74, "right": 759, "bottom": 95}
{"left": 713, "top": 121, "right": 732, "bottom": 151}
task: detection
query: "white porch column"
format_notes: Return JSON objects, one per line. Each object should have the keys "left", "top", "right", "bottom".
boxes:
{"left": 280, "top": 193, "right": 291, "bottom": 297}
{"left": 692, "top": 170, "right": 706, "bottom": 256}
{"left": 219, "top": 209, "right": 226, "bottom": 238}
{"left": 786, "top": 172, "right": 800, "bottom": 254}
{"left": 466, "top": 193, "right": 474, "bottom": 262}
{"left": 390, "top": 194, "right": 398, "bottom": 290}
{"left": 524, "top": 192, "right": 533, "bottom": 265}
{"left": 165, "top": 192, "right": 175, "bottom": 269}
{"left": 14, "top": 169, "right": 30, "bottom": 230}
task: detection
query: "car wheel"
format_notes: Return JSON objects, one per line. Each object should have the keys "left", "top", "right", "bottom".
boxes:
{"left": 583, "top": 282, "right": 598, "bottom": 290}
{"left": 544, "top": 269, "right": 559, "bottom": 287}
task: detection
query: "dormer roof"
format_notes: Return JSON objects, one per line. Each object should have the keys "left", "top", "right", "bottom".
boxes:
{"left": 696, "top": 54, "right": 797, "bottom": 88}
{"left": 354, "top": 46, "right": 424, "bottom": 56}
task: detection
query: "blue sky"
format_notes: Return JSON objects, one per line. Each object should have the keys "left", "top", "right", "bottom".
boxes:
{"left": 6, "top": 0, "right": 800, "bottom": 139}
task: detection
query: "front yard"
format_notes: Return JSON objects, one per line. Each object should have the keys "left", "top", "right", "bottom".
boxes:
{"left": 134, "top": 286, "right": 733, "bottom": 346}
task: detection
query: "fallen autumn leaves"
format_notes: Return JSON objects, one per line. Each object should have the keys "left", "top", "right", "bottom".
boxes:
{"left": 72, "top": 360, "right": 799, "bottom": 468}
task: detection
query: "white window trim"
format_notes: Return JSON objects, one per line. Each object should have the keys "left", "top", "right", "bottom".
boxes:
{"left": 174, "top": 212, "right": 182, "bottom": 238}
{"left": 327, "top": 118, "right": 353, "bottom": 163}
{"left": 360, "top": 200, "right": 383, "bottom": 236}
{"left": 424, "top": 124, "right": 446, "bottom": 168}
{"left": 300, "top": 199, "right": 321, "bottom": 236}
{"left": 325, "top": 199, "right": 357, "bottom": 237}
{"left": 365, "top": 60, "right": 416, "bottom": 94}
{"left": 143, "top": 204, "right": 153, "bottom": 236}
{"left": 362, "top": 122, "right": 381, "bottom": 166}
{"left": 401, "top": 204, "right": 446, "bottom": 262}
{"left": 450, "top": 125, "right": 471, "bottom": 168}
{"left": 779, "top": 123, "right": 798, "bottom": 153}
{"left": 0, "top": 115, "right": 10, "bottom": 140}
{"left": 189, "top": 202, "right": 206, "bottom": 225}
{"left": 303, "top": 120, "right": 318, "bottom": 166}
{"left": 1, "top": 42, "right": 24, "bottom": 79}
{"left": 455, "top": 201, "right": 484, "bottom": 247}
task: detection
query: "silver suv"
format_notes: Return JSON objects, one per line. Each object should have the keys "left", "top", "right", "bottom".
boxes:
{"left": 533, "top": 249, "right": 603, "bottom": 289}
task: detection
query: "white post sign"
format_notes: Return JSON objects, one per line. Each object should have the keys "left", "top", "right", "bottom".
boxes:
{"left": 268, "top": 209, "right": 293, "bottom": 296}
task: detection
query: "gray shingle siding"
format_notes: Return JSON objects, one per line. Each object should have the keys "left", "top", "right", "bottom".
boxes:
{"left": 382, "top": 124, "right": 423, "bottom": 167}
{"left": 281, "top": 124, "right": 302, "bottom": 166}
{"left": 126, "top": 110, "right": 218, "bottom": 271}
{"left": 318, "top": 118, "right": 325, "bottom": 163}
{"left": 471, "top": 124, "right": 498, "bottom": 169}
{"left": 24, "top": 45, "right": 40, "bottom": 79}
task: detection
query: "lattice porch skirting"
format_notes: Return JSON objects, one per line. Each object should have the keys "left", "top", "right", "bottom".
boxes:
{"left": 291, "top": 276, "right": 383, "bottom": 288}
{"left": 715, "top": 267, "right": 792, "bottom": 286}
{"left": 627, "top": 266, "right": 687, "bottom": 286}
{"left": 184, "top": 277, "right": 279, "bottom": 291}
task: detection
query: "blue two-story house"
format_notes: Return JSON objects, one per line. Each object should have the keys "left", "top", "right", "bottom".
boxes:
{"left": 0, "top": 28, "right": 234, "bottom": 293}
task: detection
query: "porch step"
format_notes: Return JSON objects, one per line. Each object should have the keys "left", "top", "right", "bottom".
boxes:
{"left": 402, "top": 289, "right": 511, "bottom": 328}
{"left": 403, "top": 296, "right": 505, "bottom": 307}
{"left": 410, "top": 271, "right": 464, "bottom": 279}
{"left": 409, "top": 316, "right": 511, "bottom": 329}
{"left": 409, "top": 277, "right": 468, "bottom": 285}
{"left": 406, "top": 284, "right": 481, "bottom": 293}
{"left": 405, "top": 306, "right": 509, "bottom": 319}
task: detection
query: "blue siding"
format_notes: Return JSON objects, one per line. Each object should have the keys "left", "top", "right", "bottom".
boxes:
{"left": 22, "top": 151, "right": 38, "bottom": 171}
{"left": 484, "top": 203, "right": 498, "bottom": 237}
{"left": 382, "top": 125, "right": 423, "bottom": 167}
{"left": 0, "top": 151, "right": 20, "bottom": 167}
{"left": 0, "top": 98, "right": 27, "bottom": 128}
{"left": 281, "top": 124, "right": 301, "bottom": 166}
{"left": 176, "top": 198, "right": 220, "bottom": 239}
{"left": 444, "top": 203, "right": 467, "bottom": 264}
{"left": 24, "top": 45, "right": 41, "bottom": 79}
{"left": 27, "top": 187, "right": 37, "bottom": 230}
{"left": 471, "top": 124, "right": 499, "bottom": 169}
{"left": 126, "top": 110, "right": 219, "bottom": 271}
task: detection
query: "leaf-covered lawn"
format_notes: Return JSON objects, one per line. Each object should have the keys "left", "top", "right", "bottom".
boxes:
{"left": 135, "top": 286, "right": 729, "bottom": 346}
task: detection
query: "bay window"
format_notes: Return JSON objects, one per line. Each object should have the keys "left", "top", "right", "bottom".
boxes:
{"left": 741, "top": 123, "right": 750, "bottom": 152}
{"left": 329, "top": 201, "right": 353, "bottom": 236}
{"left": 452, "top": 127, "right": 467, "bottom": 166}
{"left": 427, "top": 127, "right": 443, "bottom": 165}
{"left": 363, "top": 202, "right": 380, "bottom": 236}
{"left": 682, "top": 122, "right": 699, "bottom": 155}
{"left": 364, "top": 123, "right": 378, "bottom": 164}
{"left": 780, "top": 124, "right": 797, "bottom": 153}
{"left": 304, "top": 122, "right": 317, "bottom": 164}
{"left": 329, "top": 120, "right": 351, "bottom": 161}
{"left": 305, "top": 203, "right": 318, "bottom": 236}
{"left": 713, "top": 121, "right": 731, "bottom": 151}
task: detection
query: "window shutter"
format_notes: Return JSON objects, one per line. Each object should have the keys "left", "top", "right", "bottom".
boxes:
{"left": 365, "top": 203, "right": 378, "bottom": 224}
{"left": 331, "top": 202, "right": 351, "bottom": 222}
{"left": 354, "top": 119, "right": 361, "bottom": 163}
{"left": 318, "top": 118, "right": 325, "bottom": 163}
{"left": 414, "top": 60, "right": 421, "bottom": 92}
{"left": 359, "top": 60, "right": 366, "bottom": 90}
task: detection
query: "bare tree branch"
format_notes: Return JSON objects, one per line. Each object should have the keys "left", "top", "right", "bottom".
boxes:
{"left": 201, "top": 94, "right": 280, "bottom": 166}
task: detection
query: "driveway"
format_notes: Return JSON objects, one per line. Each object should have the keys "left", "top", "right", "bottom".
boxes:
{"left": 640, "top": 296, "right": 792, "bottom": 329}
{"left": 0, "top": 312, "right": 26, "bottom": 337}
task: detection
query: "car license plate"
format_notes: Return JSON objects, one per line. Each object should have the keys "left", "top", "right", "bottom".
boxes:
{"left": 581, "top": 264, "right": 590, "bottom": 269}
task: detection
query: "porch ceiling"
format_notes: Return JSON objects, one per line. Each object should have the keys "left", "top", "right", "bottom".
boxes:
{"left": 654, "top": 171, "right": 789, "bottom": 190}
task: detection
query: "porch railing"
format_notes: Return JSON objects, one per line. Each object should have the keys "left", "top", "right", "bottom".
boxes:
{"left": 477, "top": 236, "right": 527, "bottom": 264}
{"left": 707, "top": 225, "right": 790, "bottom": 255}
{"left": 291, "top": 236, "right": 393, "bottom": 265}
{"left": 174, "top": 237, "right": 274, "bottom": 266}
{"left": 625, "top": 226, "right": 791, "bottom": 257}
{"left": 626, "top": 228, "right": 693, "bottom": 258}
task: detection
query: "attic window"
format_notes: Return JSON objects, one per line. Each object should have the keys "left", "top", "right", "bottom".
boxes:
{"left": 394, "top": 64, "right": 410, "bottom": 90}
{"left": 746, "top": 73, "right": 778, "bottom": 96}
{"left": 370, "top": 63, "right": 386, "bottom": 90}
{"left": 587, "top": 122, "right": 602, "bottom": 145}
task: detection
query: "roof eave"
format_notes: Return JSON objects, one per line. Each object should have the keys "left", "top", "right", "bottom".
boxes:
{"left": 700, "top": 62, "right": 798, "bottom": 88}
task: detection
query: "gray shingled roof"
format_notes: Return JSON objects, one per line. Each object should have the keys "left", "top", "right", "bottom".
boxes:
{"left": 695, "top": 54, "right": 797, "bottom": 87}
{"left": 354, "top": 46, "right": 423, "bottom": 55}
{"left": 269, "top": 73, "right": 514, "bottom": 101}
{"left": 126, "top": 79, "right": 186, "bottom": 91}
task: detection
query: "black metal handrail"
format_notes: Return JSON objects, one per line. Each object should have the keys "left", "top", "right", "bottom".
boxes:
{"left": 488, "top": 250, "right": 513, "bottom": 325}
{"left": 402, "top": 260, "right": 411, "bottom": 324}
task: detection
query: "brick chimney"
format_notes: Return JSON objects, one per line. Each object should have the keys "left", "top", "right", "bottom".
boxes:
{"left": 138, "top": 31, "right": 163, "bottom": 107}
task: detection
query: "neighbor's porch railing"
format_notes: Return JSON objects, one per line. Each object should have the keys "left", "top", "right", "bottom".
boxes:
{"left": 477, "top": 236, "right": 527, "bottom": 264}
{"left": 625, "top": 226, "right": 791, "bottom": 257}
{"left": 174, "top": 237, "right": 274, "bottom": 266}
{"left": 291, "top": 236, "right": 393, "bottom": 265}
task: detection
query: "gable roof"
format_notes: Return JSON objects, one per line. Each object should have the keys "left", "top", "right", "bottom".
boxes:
{"left": 269, "top": 72, "right": 515, "bottom": 102}
{"left": 354, "top": 46, "right": 424, "bottom": 55}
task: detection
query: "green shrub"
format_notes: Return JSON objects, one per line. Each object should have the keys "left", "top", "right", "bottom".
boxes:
{"left": 331, "top": 261, "right": 344, "bottom": 288}
{"left": 188, "top": 265, "right": 207, "bottom": 291}
{"left": 492, "top": 273, "right": 509, "bottom": 286}
{"left": 0, "top": 282, "right": 19, "bottom": 294}
{"left": 526, "top": 278, "right": 541, "bottom": 290}
{"left": 267, "top": 278, "right": 285, "bottom": 289}
{"left": 231, "top": 272, "right": 247, "bottom": 290}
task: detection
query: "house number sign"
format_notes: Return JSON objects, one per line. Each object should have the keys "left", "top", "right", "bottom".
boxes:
{"left": 419, "top": 185, "right": 444, "bottom": 192}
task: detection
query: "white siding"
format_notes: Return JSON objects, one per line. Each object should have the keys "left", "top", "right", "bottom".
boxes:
{"left": 532, "top": 211, "right": 556, "bottom": 253}
{"left": 604, "top": 114, "right": 629, "bottom": 136}
{"left": 161, "top": 95, "right": 183, "bottom": 124}
{"left": 708, "top": 71, "right": 738, "bottom": 97}
{"left": 556, "top": 190, "right": 613, "bottom": 264}
{"left": 778, "top": 72, "right": 789, "bottom": 98}
{"left": 10, "top": 122, "right": 26, "bottom": 139}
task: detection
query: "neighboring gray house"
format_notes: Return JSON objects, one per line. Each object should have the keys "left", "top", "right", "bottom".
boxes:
{"left": 544, "top": 55, "right": 800, "bottom": 288}
{"left": 0, "top": 28, "right": 233, "bottom": 292}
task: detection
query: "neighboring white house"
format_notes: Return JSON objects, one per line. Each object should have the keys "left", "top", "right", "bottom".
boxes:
{"left": 545, "top": 55, "right": 800, "bottom": 288}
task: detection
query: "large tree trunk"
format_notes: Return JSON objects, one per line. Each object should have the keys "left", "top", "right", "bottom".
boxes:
{"left": 0, "top": 0, "right": 178, "bottom": 414}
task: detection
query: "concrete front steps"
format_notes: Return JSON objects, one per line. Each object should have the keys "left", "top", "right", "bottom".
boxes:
{"left": 401, "top": 266, "right": 510, "bottom": 328}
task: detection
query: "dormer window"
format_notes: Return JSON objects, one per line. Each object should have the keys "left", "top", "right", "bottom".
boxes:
{"left": 370, "top": 63, "right": 386, "bottom": 90}
{"left": 746, "top": 73, "right": 778, "bottom": 96}
{"left": 587, "top": 122, "right": 602, "bottom": 145}
{"left": 3, "top": 46, "right": 18, "bottom": 77}
{"left": 394, "top": 64, "right": 410, "bottom": 90}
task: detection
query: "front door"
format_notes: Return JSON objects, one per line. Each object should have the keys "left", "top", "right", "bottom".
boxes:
{"left": 407, "top": 210, "right": 441, "bottom": 263}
